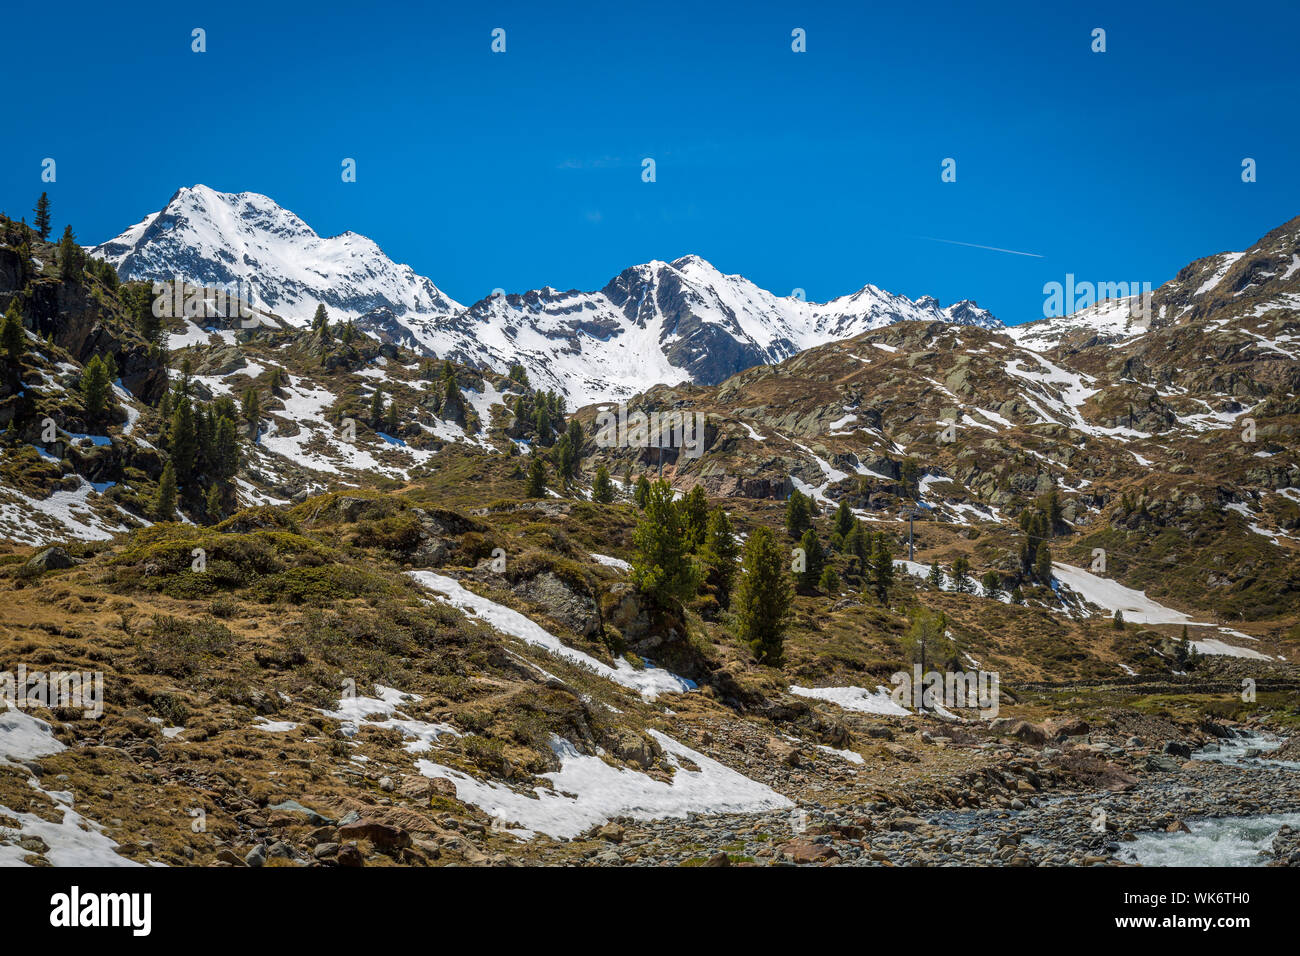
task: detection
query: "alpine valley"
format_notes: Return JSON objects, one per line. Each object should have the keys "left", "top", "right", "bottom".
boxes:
{"left": 0, "top": 188, "right": 1297, "bottom": 868}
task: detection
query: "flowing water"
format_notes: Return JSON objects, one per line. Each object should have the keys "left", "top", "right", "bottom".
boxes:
{"left": 1118, "top": 812, "right": 1300, "bottom": 866}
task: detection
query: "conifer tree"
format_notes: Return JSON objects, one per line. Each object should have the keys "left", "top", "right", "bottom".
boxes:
{"left": 870, "top": 532, "right": 894, "bottom": 603}
{"left": 1034, "top": 542, "right": 1053, "bottom": 584}
{"left": 526, "top": 456, "right": 547, "bottom": 497}
{"left": 819, "top": 565, "right": 840, "bottom": 593}
{"left": 797, "top": 527, "right": 824, "bottom": 592}
{"left": 981, "top": 570, "right": 1002, "bottom": 601}
{"left": 205, "top": 483, "right": 225, "bottom": 523}
{"left": 928, "top": 561, "right": 944, "bottom": 589}
{"left": 33, "top": 192, "right": 51, "bottom": 241}
{"left": 833, "top": 499, "right": 854, "bottom": 538}
{"left": 630, "top": 480, "right": 699, "bottom": 607}
{"left": 785, "top": 489, "right": 812, "bottom": 539}
{"left": 633, "top": 474, "right": 651, "bottom": 509}
{"left": 155, "top": 461, "right": 178, "bottom": 519}
{"left": 952, "top": 555, "right": 973, "bottom": 593}
{"left": 58, "top": 225, "right": 81, "bottom": 282}
{"left": 80, "top": 355, "right": 112, "bottom": 422}
{"left": 312, "top": 304, "right": 328, "bottom": 331}
{"left": 213, "top": 414, "right": 239, "bottom": 479}
{"left": 2, "top": 300, "right": 25, "bottom": 366}
{"left": 169, "top": 397, "right": 198, "bottom": 480}
{"left": 591, "top": 464, "right": 615, "bottom": 503}
{"left": 370, "top": 388, "right": 385, "bottom": 427}
{"left": 734, "top": 526, "right": 792, "bottom": 665}
{"left": 698, "top": 507, "right": 739, "bottom": 606}
{"left": 681, "top": 484, "right": 709, "bottom": 551}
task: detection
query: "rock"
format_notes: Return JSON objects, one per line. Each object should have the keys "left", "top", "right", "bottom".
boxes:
{"left": 338, "top": 819, "right": 412, "bottom": 851}
{"left": 1165, "top": 820, "right": 1191, "bottom": 833}
{"left": 884, "top": 743, "right": 918, "bottom": 762}
{"left": 244, "top": 844, "right": 267, "bottom": 868}
{"left": 215, "top": 848, "right": 247, "bottom": 866}
{"left": 1043, "top": 716, "right": 1089, "bottom": 738}
{"left": 1144, "top": 755, "right": 1183, "bottom": 773}
{"left": 313, "top": 842, "right": 340, "bottom": 860}
{"left": 336, "top": 843, "right": 365, "bottom": 867}
{"left": 24, "top": 547, "right": 78, "bottom": 572}
{"left": 265, "top": 800, "right": 334, "bottom": 826}
{"left": 766, "top": 736, "right": 802, "bottom": 767}
{"left": 781, "top": 839, "right": 840, "bottom": 864}
{"left": 1270, "top": 825, "right": 1300, "bottom": 866}
{"left": 703, "top": 851, "right": 730, "bottom": 867}
{"left": 596, "top": 823, "right": 625, "bottom": 844}
{"left": 1163, "top": 741, "right": 1193, "bottom": 759}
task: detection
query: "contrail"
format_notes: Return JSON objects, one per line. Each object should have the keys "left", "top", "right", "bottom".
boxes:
{"left": 916, "top": 236, "right": 1044, "bottom": 258}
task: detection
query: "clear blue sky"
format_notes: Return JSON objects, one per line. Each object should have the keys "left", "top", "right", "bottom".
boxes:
{"left": 5, "top": 0, "right": 1297, "bottom": 324}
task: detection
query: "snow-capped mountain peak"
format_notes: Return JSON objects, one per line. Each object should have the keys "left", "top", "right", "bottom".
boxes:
{"left": 92, "top": 186, "right": 1001, "bottom": 406}
{"left": 91, "top": 185, "right": 462, "bottom": 325}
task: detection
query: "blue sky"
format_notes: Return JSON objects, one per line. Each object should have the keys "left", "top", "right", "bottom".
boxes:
{"left": 5, "top": 0, "right": 1297, "bottom": 324}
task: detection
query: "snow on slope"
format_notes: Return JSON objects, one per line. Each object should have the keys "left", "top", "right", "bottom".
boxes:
{"left": 409, "top": 571, "right": 695, "bottom": 699}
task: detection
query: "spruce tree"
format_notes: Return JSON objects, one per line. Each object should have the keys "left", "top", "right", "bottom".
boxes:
{"left": 952, "top": 555, "right": 973, "bottom": 593}
{"left": 785, "top": 489, "right": 812, "bottom": 539}
{"left": 312, "top": 304, "right": 328, "bottom": 331}
{"left": 205, "top": 483, "right": 225, "bottom": 523}
{"left": 526, "top": 456, "right": 547, "bottom": 497}
{"left": 1034, "top": 542, "right": 1052, "bottom": 584}
{"left": 213, "top": 415, "right": 239, "bottom": 478}
{"left": 681, "top": 484, "right": 710, "bottom": 551}
{"left": 591, "top": 464, "right": 615, "bottom": 503}
{"left": 870, "top": 533, "right": 894, "bottom": 603}
{"left": 155, "top": 461, "right": 178, "bottom": 519}
{"left": 169, "top": 397, "right": 198, "bottom": 480}
{"left": 819, "top": 565, "right": 840, "bottom": 593}
{"left": 2, "top": 300, "right": 25, "bottom": 366}
{"left": 630, "top": 479, "right": 699, "bottom": 607}
{"left": 698, "top": 507, "right": 739, "bottom": 606}
{"left": 80, "top": 355, "right": 112, "bottom": 422}
{"left": 33, "top": 192, "right": 51, "bottom": 241}
{"left": 370, "top": 388, "right": 385, "bottom": 427}
{"left": 928, "top": 561, "right": 944, "bottom": 589}
{"left": 833, "top": 500, "right": 854, "bottom": 538}
{"left": 797, "top": 527, "right": 824, "bottom": 592}
{"left": 633, "top": 474, "right": 651, "bottom": 509}
{"left": 58, "top": 225, "right": 81, "bottom": 282}
{"left": 980, "top": 570, "right": 1002, "bottom": 601}
{"left": 734, "top": 526, "right": 792, "bottom": 665}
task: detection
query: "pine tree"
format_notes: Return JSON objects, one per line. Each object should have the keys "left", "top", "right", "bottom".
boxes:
{"left": 312, "top": 304, "right": 328, "bottom": 331}
{"left": 681, "top": 485, "right": 710, "bottom": 551}
{"left": 900, "top": 606, "right": 954, "bottom": 678}
{"left": 2, "top": 300, "right": 25, "bottom": 366}
{"left": 155, "top": 461, "right": 178, "bottom": 519}
{"left": 833, "top": 499, "right": 854, "bottom": 538}
{"left": 526, "top": 456, "right": 547, "bottom": 497}
{"left": 33, "top": 192, "right": 52, "bottom": 240}
{"left": 1034, "top": 542, "right": 1052, "bottom": 584}
{"left": 734, "top": 526, "right": 792, "bottom": 665}
{"left": 1010, "top": 585, "right": 1024, "bottom": 604}
{"left": 205, "top": 483, "right": 225, "bottom": 523}
{"left": 928, "top": 561, "right": 944, "bottom": 589}
{"left": 58, "top": 225, "right": 81, "bottom": 282}
{"left": 900, "top": 457, "right": 920, "bottom": 498}
{"left": 870, "top": 533, "right": 894, "bottom": 603}
{"left": 633, "top": 474, "right": 651, "bottom": 509}
{"left": 980, "top": 570, "right": 1001, "bottom": 601}
{"left": 169, "top": 397, "right": 198, "bottom": 481}
{"left": 370, "top": 388, "right": 385, "bottom": 427}
{"left": 242, "top": 388, "right": 261, "bottom": 433}
{"left": 819, "top": 565, "right": 840, "bottom": 593}
{"left": 698, "top": 507, "right": 739, "bottom": 606}
{"left": 952, "top": 555, "right": 973, "bottom": 593}
{"left": 591, "top": 464, "right": 615, "bottom": 503}
{"left": 1112, "top": 609, "right": 1125, "bottom": 630}
{"left": 785, "top": 489, "right": 812, "bottom": 539}
{"left": 630, "top": 480, "right": 699, "bottom": 608}
{"left": 213, "top": 414, "right": 240, "bottom": 478}
{"left": 797, "top": 528, "right": 824, "bottom": 592}
{"left": 80, "top": 355, "right": 112, "bottom": 422}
